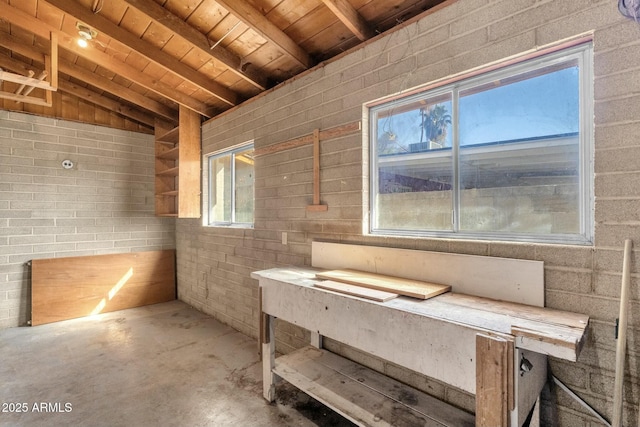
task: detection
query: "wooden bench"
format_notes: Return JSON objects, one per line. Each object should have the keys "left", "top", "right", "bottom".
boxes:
{"left": 252, "top": 243, "right": 589, "bottom": 427}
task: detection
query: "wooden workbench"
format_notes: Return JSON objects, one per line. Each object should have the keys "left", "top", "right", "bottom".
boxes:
{"left": 252, "top": 266, "right": 589, "bottom": 427}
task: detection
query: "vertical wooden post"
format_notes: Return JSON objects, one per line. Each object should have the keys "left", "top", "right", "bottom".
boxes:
{"left": 613, "top": 239, "right": 632, "bottom": 427}
{"left": 476, "top": 333, "right": 509, "bottom": 427}
{"left": 306, "top": 128, "right": 328, "bottom": 211}
{"left": 262, "top": 313, "right": 277, "bottom": 402}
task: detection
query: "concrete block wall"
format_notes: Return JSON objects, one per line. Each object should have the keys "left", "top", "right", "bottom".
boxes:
{"left": 177, "top": 0, "right": 639, "bottom": 425}
{"left": 0, "top": 111, "right": 175, "bottom": 329}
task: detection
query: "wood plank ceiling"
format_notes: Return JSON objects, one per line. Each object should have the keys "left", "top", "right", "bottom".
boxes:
{"left": 0, "top": 0, "right": 447, "bottom": 132}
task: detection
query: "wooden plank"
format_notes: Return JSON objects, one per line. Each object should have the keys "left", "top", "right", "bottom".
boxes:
{"left": 312, "top": 128, "right": 320, "bottom": 205}
{"left": 31, "top": 250, "right": 176, "bottom": 326}
{"left": 313, "top": 347, "right": 475, "bottom": 427}
{"left": 177, "top": 105, "right": 201, "bottom": 218}
{"left": 253, "top": 121, "right": 361, "bottom": 157}
{"left": 312, "top": 242, "right": 544, "bottom": 306}
{"left": 307, "top": 127, "right": 328, "bottom": 211}
{"left": 274, "top": 346, "right": 475, "bottom": 427}
{"left": 512, "top": 324, "right": 587, "bottom": 362}
{"left": 436, "top": 292, "right": 588, "bottom": 330}
{"left": 476, "top": 334, "right": 509, "bottom": 427}
{"left": 316, "top": 269, "right": 450, "bottom": 300}
{"left": 315, "top": 280, "right": 398, "bottom": 302}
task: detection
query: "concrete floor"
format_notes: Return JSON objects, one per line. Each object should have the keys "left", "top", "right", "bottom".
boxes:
{"left": 0, "top": 301, "right": 354, "bottom": 427}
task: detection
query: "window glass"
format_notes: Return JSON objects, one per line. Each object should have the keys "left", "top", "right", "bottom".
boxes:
{"left": 207, "top": 144, "right": 254, "bottom": 226}
{"left": 369, "top": 44, "right": 592, "bottom": 244}
{"left": 375, "top": 93, "right": 454, "bottom": 231}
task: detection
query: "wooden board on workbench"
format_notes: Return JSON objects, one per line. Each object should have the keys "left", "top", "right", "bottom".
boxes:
{"left": 316, "top": 269, "right": 450, "bottom": 300}
{"left": 314, "top": 280, "right": 399, "bottom": 302}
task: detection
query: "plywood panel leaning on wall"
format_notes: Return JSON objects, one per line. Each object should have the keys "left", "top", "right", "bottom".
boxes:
{"left": 31, "top": 250, "right": 176, "bottom": 326}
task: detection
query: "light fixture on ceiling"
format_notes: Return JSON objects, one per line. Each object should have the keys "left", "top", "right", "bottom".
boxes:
{"left": 76, "top": 22, "right": 97, "bottom": 48}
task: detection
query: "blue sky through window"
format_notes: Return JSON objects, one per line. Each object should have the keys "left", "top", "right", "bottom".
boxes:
{"left": 376, "top": 65, "right": 579, "bottom": 153}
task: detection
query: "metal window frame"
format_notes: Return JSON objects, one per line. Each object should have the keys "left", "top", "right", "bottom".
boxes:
{"left": 368, "top": 42, "right": 594, "bottom": 245}
{"left": 206, "top": 143, "right": 255, "bottom": 228}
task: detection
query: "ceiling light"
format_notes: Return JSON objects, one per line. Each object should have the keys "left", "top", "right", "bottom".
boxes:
{"left": 75, "top": 22, "right": 97, "bottom": 48}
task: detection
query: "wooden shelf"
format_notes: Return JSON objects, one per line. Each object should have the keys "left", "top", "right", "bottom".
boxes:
{"left": 156, "top": 166, "right": 179, "bottom": 177}
{"left": 274, "top": 346, "right": 475, "bottom": 427}
{"left": 153, "top": 105, "right": 201, "bottom": 218}
{"left": 157, "top": 126, "right": 179, "bottom": 144}
{"left": 156, "top": 145, "right": 179, "bottom": 160}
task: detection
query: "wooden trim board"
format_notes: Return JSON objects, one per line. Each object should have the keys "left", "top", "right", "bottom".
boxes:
{"left": 316, "top": 269, "right": 450, "bottom": 300}
{"left": 31, "top": 250, "right": 176, "bottom": 326}
{"left": 312, "top": 242, "right": 544, "bottom": 306}
{"left": 314, "top": 280, "right": 399, "bottom": 302}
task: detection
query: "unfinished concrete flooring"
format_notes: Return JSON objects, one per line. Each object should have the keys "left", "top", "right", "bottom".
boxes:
{"left": 0, "top": 301, "right": 354, "bottom": 427}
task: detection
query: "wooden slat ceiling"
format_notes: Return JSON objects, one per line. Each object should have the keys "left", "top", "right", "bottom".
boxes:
{"left": 0, "top": 0, "right": 447, "bottom": 131}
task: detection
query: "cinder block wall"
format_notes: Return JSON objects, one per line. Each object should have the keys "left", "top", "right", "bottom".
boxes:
{"left": 0, "top": 111, "right": 175, "bottom": 328}
{"left": 178, "top": 0, "right": 639, "bottom": 425}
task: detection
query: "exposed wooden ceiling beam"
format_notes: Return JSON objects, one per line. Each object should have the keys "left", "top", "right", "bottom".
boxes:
{"left": 214, "top": 0, "right": 313, "bottom": 69}
{"left": 121, "top": 0, "right": 267, "bottom": 91}
{"left": 44, "top": 0, "right": 239, "bottom": 107}
{"left": 58, "top": 79, "right": 155, "bottom": 128}
{"left": 0, "top": 1, "right": 214, "bottom": 117}
{"left": 0, "top": 32, "right": 178, "bottom": 124}
{"left": 0, "top": 54, "right": 155, "bottom": 127}
{"left": 321, "top": 0, "right": 375, "bottom": 41}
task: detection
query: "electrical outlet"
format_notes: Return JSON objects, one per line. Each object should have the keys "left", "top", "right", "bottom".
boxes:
{"left": 282, "top": 232, "right": 288, "bottom": 245}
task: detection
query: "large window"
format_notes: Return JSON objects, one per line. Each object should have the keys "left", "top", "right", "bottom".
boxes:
{"left": 369, "top": 43, "right": 593, "bottom": 244}
{"left": 207, "top": 144, "right": 254, "bottom": 226}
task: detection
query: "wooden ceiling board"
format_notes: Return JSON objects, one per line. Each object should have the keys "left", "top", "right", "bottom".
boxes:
{"left": 35, "top": 1, "right": 65, "bottom": 28}
{"left": 301, "top": 18, "right": 359, "bottom": 55}
{"left": 119, "top": 5, "right": 154, "bottom": 39}
{"left": 163, "top": 0, "right": 203, "bottom": 21}
{"left": 266, "top": 0, "right": 324, "bottom": 31}
{"left": 92, "top": 0, "right": 130, "bottom": 26}
{"left": 159, "top": 32, "right": 195, "bottom": 61}
{"left": 11, "top": 0, "right": 37, "bottom": 15}
{"left": 226, "top": 77, "right": 261, "bottom": 98}
{"left": 1, "top": 0, "right": 448, "bottom": 130}
{"left": 185, "top": 0, "right": 226, "bottom": 35}
{"left": 284, "top": 5, "right": 337, "bottom": 45}
{"left": 227, "top": 28, "right": 268, "bottom": 58}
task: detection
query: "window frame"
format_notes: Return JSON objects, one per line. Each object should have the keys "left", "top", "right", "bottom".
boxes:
{"left": 204, "top": 142, "right": 255, "bottom": 228}
{"left": 367, "top": 42, "right": 594, "bottom": 245}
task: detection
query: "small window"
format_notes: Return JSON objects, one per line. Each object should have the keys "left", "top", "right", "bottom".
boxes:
{"left": 369, "top": 43, "right": 593, "bottom": 244}
{"left": 206, "top": 144, "right": 254, "bottom": 227}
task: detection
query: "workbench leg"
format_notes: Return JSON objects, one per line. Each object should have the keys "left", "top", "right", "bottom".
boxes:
{"left": 476, "top": 333, "right": 510, "bottom": 427}
{"left": 262, "top": 314, "right": 276, "bottom": 402}
{"left": 310, "top": 331, "right": 323, "bottom": 349}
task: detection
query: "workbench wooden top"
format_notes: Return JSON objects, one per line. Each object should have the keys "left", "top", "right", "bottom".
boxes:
{"left": 252, "top": 267, "right": 589, "bottom": 362}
